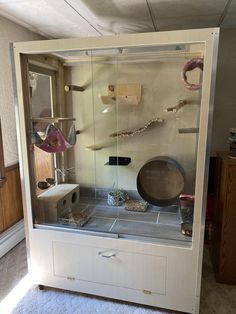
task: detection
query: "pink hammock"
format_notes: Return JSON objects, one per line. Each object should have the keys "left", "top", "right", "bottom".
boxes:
{"left": 36, "top": 124, "right": 74, "bottom": 153}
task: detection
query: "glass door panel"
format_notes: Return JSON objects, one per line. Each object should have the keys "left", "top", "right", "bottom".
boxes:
{"left": 113, "top": 43, "right": 204, "bottom": 243}
{"left": 29, "top": 66, "right": 56, "bottom": 196}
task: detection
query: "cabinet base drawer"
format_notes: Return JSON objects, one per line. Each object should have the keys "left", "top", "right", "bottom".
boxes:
{"left": 53, "top": 241, "right": 166, "bottom": 295}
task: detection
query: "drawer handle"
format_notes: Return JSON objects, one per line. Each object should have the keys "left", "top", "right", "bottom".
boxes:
{"left": 98, "top": 251, "right": 116, "bottom": 258}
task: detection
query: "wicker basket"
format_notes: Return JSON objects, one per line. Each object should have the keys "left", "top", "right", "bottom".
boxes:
{"left": 124, "top": 200, "right": 148, "bottom": 212}
{"left": 58, "top": 210, "right": 89, "bottom": 227}
{"left": 107, "top": 189, "right": 129, "bottom": 206}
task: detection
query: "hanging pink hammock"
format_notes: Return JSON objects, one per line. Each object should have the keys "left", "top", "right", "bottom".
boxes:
{"left": 36, "top": 124, "right": 75, "bottom": 153}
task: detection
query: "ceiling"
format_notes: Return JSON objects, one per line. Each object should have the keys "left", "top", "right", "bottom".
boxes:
{"left": 0, "top": 0, "right": 235, "bottom": 39}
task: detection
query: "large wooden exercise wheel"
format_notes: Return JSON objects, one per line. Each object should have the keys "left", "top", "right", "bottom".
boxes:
{"left": 137, "top": 156, "right": 185, "bottom": 206}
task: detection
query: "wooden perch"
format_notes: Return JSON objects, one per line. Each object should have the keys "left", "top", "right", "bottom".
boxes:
{"left": 178, "top": 128, "right": 199, "bottom": 134}
{"left": 164, "top": 99, "right": 187, "bottom": 113}
{"left": 85, "top": 145, "right": 104, "bottom": 151}
{"left": 109, "top": 117, "right": 164, "bottom": 138}
{"left": 65, "top": 85, "right": 85, "bottom": 92}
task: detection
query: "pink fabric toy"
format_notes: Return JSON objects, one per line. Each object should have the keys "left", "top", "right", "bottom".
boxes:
{"left": 181, "top": 58, "right": 204, "bottom": 90}
{"left": 36, "top": 124, "right": 73, "bottom": 153}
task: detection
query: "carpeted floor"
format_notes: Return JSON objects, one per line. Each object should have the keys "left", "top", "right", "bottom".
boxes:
{"left": 11, "top": 286, "right": 169, "bottom": 314}
{"left": 0, "top": 240, "right": 236, "bottom": 314}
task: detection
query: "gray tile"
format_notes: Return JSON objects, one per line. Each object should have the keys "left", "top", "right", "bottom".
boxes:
{"left": 148, "top": 204, "right": 179, "bottom": 213}
{"left": 71, "top": 203, "right": 89, "bottom": 212}
{"left": 95, "top": 188, "right": 110, "bottom": 199}
{"left": 90, "top": 204, "right": 120, "bottom": 218}
{"left": 90, "top": 205, "right": 159, "bottom": 223}
{"left": 83, "top": 217, "right": 115, "bottom": 232}
{"left": 119, "top": 210, "right": 158, "bottom": 223}
{"left": 79, "top": 197, "right": 108, "bottom": 205}
{"left": 79, "top": 187, "right": 96, "bottom": 198}
{"left": 110, "top": 220, "right": 191, "bottom": 242}
{"left": 158, "top": 212, "right": 181, "bottom": 225}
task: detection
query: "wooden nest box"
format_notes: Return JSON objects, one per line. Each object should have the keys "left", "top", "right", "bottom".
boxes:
{"left": 100, "top": 84, "right": 142, "bottom": 105}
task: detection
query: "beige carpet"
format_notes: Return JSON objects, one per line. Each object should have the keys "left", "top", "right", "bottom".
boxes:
{"left": 0, "top": 240, "right": 236, "bottom": 313}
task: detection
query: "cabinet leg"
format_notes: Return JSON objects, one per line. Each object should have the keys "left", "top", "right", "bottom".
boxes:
{"left": 38, "top": 285, "right": 45, "bottom": 290}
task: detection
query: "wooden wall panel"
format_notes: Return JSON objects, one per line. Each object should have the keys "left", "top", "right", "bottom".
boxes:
{"left": 212, "top": 152, "right": 236, "bottom": 284}
{"left": 0, "top": 164, "right": 23, "bottom": 233}
{"left": 0, "top": 196, "right": 4, "bottom": 232}
{"left": 34, "top": 146, "right": 53, "bottom": 196}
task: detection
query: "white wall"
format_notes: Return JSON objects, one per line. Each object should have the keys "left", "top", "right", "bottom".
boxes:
{"left": 0, "top": 16, "right": 43, "bottom": 166}
{"left": 211, "top": 28, "right": 236, "bottom": 154}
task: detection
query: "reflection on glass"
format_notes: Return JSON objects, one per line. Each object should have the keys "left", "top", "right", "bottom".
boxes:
{"left": 29, "top": 71, "right": 54, "bottom": 195}
{"left": 29, "top": 71, "right": 52, "bottom": 118}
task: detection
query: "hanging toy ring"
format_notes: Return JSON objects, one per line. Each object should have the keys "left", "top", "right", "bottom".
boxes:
{"left": 181, "top": 58, "right": 204, "bottom": 90}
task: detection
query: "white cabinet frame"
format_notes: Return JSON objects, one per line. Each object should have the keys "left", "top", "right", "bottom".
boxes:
{"left": 12, "top": 28, "right": 219, "bottom": 314}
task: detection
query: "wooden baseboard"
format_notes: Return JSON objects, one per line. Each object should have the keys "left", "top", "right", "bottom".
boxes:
{"left": 0, "top": 219, "right": 25, "bottom": 258}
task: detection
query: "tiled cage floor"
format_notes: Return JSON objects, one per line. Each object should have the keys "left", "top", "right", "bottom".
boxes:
{"left": 55, "top": 197, "right": 191, "bottom": 243}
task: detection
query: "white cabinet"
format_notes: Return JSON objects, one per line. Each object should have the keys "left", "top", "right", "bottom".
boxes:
{"left": 28, "top": 229, "right": 198, "bottom": 312}
{"left": 12, "top": 28, "right": 219, "bottom": 313}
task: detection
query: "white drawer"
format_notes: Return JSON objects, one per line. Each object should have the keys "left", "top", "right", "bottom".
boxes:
{"left": 53, "top": 241, "right": 166, "bottom": 295}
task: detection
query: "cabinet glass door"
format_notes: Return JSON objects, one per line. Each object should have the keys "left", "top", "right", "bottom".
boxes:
{"left": 24, "top": 42, "right": 205, "bottom": 246}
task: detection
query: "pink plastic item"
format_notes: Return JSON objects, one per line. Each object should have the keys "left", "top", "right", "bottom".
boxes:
{"left": 179, "top": 194, "right": 195, "bottom": 207}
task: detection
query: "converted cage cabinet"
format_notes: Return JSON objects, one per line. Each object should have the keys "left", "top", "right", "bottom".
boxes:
{"left": 12, "top": 29, "right": 219, "bottom": 313}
